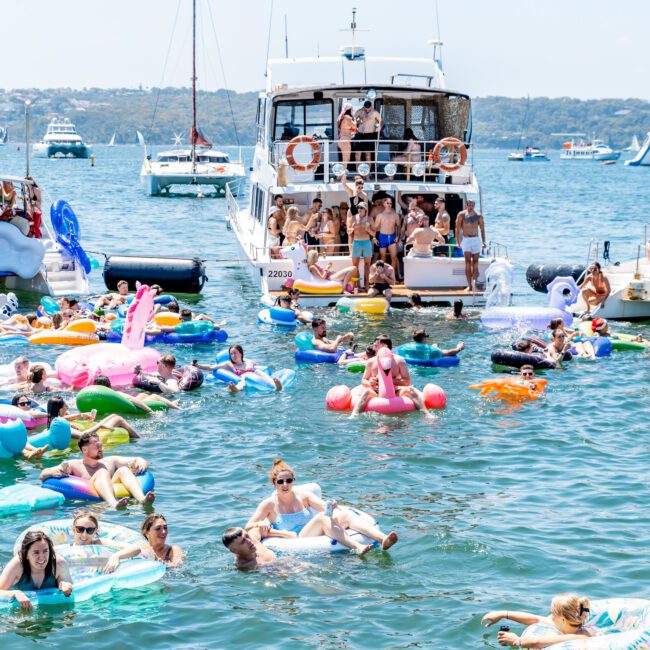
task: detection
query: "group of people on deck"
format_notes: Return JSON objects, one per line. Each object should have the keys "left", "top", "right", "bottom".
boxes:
{"left": 268, "top": 183, "right": 487, "bottom": 295}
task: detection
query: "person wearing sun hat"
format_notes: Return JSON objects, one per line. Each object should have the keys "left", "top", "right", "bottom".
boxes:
{"left": 412, "top": 328, "right": 465, "bottom": 357}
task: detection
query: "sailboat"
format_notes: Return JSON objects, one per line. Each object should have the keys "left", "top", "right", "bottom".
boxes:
{"left": 0, "top": 127, "right": 7, "bottom": 145}
{"left": 624, "top": 135, "right": 640, "bottom": 152}
{"left": 108, "top": 132, "right": 116, "bottom": 147}
{"left": 139, "top": 0, "right": 244, "bottom": 196}
{"left": 508, "top": 97, "right": 549, "bottom": 161}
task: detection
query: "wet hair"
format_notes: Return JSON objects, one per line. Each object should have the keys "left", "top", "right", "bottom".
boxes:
{"left": 47, "top": 396, "right": 66, "bottom": 427}
{"left": 19, "top": 531, "right": 57, "bottom": 586}
{"left": 93, "top": 375, "right": 112, "bottom": 388}
{"left": 269, "top": 458, "right": 295, "bottom": 484}
{"left": 520, "top": 364, "right": 534, "bottom": 373}
{"left": 78, "top": 431, "right": 100, "bottom": 450}
{"left": 151, "top": 285, "right": 163, "bottom": 295}
{"left": 159, "top": 354, "right": 176, "bottom": 369}
{"left": 51, "top": 313, "right": 64, "bottom": 329}
{"left": 26, "top": 313, "right": 38, "bottom": 325}
{"left": 413, "top": 330, "right": 429, "bottom": 344}
{"left": 514, "top": 340, "right": 532, "bottom": 352}
{"left": 141, "top": 513, "right": 167, "bottom": 539}
{"left": 365, "top": 346, "right": 376, "bottom": 358}
{"left": 454, "top": 300, "right": 464, "bottom": 317}
{"left": 279, "top": 295, "right": 292, "bottom": 307}
{"left": 73, "top": 509, "right": 99, "bottom": 528}
{"left": 180, "top": 308, "right": 192, "bottom": 321}
{"left": 551, "top": 593, "right": 590, "bottom": 627}
{"left": 375, "top": 334, "right": 393, "bottom": 349}
{"left": 11, "top": 393, "right": 30, "bottom": 407}
{"left": 222, "top": 526, "right": 244, "bottom": 548}
{"left": 28, "top": 365, "right": 46, "bottom": 385}
{"left": 551, "top": 328, "right": 565, "bottom": 340}
{"left": 311, "top": 317, "right": 326, "bottom": 330}
{"left": 228, "top": 345, "right": 244, "bottom": 362}
{"left": 288, "top": 287, "right": 300, "bottom": 296}
{"left": 67, "top": 298, "right": 79, "bottom": 309}
{"left": 549, "top": 317, "right": 563, "bottom": 330}
{"left": 167, "top": 301, "right": 180, "bottom": 313}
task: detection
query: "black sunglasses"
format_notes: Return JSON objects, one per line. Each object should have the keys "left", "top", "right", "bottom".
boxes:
{"left": 275, "top": 477, "right": 294, "bottom": 485}
{"left": 521, "top": 372, "right": 534, "bottom": 377}
{"left": 74, "top": 526, "right": 96, "bottom": 535}
{"left": 17, "top": 401, "right": 30, "bottom": 406}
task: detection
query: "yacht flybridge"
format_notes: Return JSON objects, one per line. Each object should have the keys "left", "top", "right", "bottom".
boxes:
{"left": 226, "top": 18, "right": 507, "bottom": 306}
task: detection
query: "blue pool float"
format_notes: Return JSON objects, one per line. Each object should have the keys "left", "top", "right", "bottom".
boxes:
{"left": 212, "top": 349, "right": 296, "bottom": 391}
{"left": 0, "top": 484, "right": 64, "bottom": 517}
{"left": 395, "top": 342, "right": 460, "bottom": 368}
{"left": 43, "top": 471, "right": 155, "bottom": 502}
{"left": 294, "top": 331, "right": 345, "bottom": 364}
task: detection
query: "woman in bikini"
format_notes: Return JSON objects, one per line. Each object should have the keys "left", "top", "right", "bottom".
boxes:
{"left": 337, "top": 103, "right": 356, "bottom": 170}
{"left": 282, "top": 206, "right": 316, "bottom": 245}
{"left": 306, "top": 249, "right": 356, "bottom": 293}
{"left": 578, "top": 262, "right": 611, "bottom": 316}
{"left": 246, "top": 459, "right": 398, "bottom": 556}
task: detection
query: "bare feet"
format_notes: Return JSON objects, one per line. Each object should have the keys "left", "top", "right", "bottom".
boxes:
{"left": 463, "top": 286, "right": 472, "bottom": 293}
{"left": 141, "top": 491, "right": 156, "bottom": 505}
{"left": 381, "top": 531, "right": 398, "bottom": 551}
{"left": 273, "top": 377, "right": 282, "bottom": 391}
{"left": 457, "top": 341, "right": 465, "bottom": 352}
{"left": 356, "top": 543, "right": 373, "bottom": 557}
{"left": 114, "top": 497, "right": 129, "bottom": 509}
{"left": 89, "top": 409, "right": 97, "bottom": 420}
{"left": 24, "top": 445, "right": 49, "bottom": 460}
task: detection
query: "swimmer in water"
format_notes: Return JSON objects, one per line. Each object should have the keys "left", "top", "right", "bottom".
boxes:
{"left": 245, "top": 459, "right": 398, "bottom": 556}
{"left": 223, "top": 526, "right": 276, "bottom": 570}
{"left": 194, "top": 344, "right": 282, "bottom": 393}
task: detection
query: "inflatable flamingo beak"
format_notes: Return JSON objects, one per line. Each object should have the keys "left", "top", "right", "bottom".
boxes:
{"left": 379, "top": 356, "right": 392, "bottom": 372}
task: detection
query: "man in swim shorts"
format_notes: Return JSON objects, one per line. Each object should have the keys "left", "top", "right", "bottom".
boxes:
{"left": 353, "top": 100, "right": 382, "bottom": 164}
{"left": 311, "top": 317, "right": 355, "bottom": 353}
{"left": 368, "top": 260, "right": 396, "bottom": 303}
{"left": 347, "top": 202, "right": 374, "bottom": 291}
{"left": 455, "top": 199, "right": 486, "bottom": 292}
{"left": 222, "top": 526, "right": 275, "bottom": 569}
{"left": 351, "top": 334, "right": 432, "bottom": 418}
{"left": 433, "top": 196, "right": 451, "bottom": 256}
{"left": 373, "top": 197, "right": 401, "bottom": 277}
{"left": 39, "top": 432, "right": 155, "bottom": 509}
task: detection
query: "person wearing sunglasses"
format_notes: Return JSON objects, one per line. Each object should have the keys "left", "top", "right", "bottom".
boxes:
{"left": 10, "top": 393, "right": 49, "bottom": 460}
{"left": 245, "top": 459, "right": 397, "bottom": 556}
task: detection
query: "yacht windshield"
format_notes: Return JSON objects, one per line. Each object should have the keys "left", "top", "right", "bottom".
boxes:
{"left": 274, "top": 99, "right": 334, "bottom": 142}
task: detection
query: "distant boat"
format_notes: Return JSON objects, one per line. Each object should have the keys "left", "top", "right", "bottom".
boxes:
{"left": 108, "top": 132, "right": 116, "bottom": 146}
{"left": 32, "top": 117, "right": 91, "bottom": 159}
{"left": 507, "top": 97, "right": 549, "bottom": 161}
{"left": 559, "top": 134, "right": 620, "bottom": 162}
{"left": 625, "top": 132, "right": 650, "bottom": 167}
{"left": 624, "top": 135, "right": 640, "bottom": 152}
{"left": 0, "top": 127, "right": 7, "bottom": 145}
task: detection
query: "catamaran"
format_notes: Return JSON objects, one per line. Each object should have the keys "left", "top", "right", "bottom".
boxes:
{"left": 33, "top": 117, "right": 91, "bottom": 159}
{"left": 140, "top": 0, "right": 244, "bottom": 196}
{"left": 225, "top": 11, "right": 508, "bottom": 306}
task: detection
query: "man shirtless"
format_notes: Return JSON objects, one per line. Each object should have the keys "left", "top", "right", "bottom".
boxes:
{"left": 373, "top": 197, "right": 401, "bottom": 277}
{"left": 311, "top": 317, "right": 354, "bottom": 352}
{"left": 267, "top": 206, "right": 282, "bottom": 259}
{"left": 368, "top": 260, "right": 396, "bottom": 303}
{"left": 302, "top": 198, "right": 323, "bottom": 248}
{"left": 354, "top": 100, "right": 382, "bottom": 164}
{"left": 351, "top": 335, "right": 432, "bottom": 418}
{"left": 40, "top": 431, "right": 155, "bottom": 509}
{"left": 406, "top": 215, "right": 445, "bottom": 258}
{"left": 455, "top": 199, "right": 487, "bottom": 292}
{"left": 346, "top": 202, "right": 374, "bottom": 291}
{"left": 433, "top": 196, "right": 451, "bottom": 256}
{"left": 92, "top": 280, "right": 130, "bottom": 313}
{"left": 222, "top": 526, "right": 276, "bottom": 569}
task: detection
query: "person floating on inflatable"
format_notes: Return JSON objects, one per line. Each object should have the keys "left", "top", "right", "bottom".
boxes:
{"left": 352, "top": 335, "right": 434, "bottom": 418}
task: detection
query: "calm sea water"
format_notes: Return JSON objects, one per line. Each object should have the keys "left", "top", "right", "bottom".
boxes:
{"left": 0, "top": 145, "right": 648, "bottom": 649}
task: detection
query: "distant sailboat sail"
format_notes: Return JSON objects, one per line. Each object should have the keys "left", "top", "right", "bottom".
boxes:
{"left": 108, "top": 132, "right": 116, "bottom": 146}
{"left": 0, "top": 127, "right": 7, "bottom": 145}
{"left": 136, "top": 130, "right": 145, "bottom": 146}
{"left": 627, "top": 135, "right": 640, "bottom": 152}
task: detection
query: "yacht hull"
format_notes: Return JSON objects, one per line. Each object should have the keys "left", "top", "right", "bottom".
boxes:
{"left": 33, "top": 143, "right": 91, "bottom": 159}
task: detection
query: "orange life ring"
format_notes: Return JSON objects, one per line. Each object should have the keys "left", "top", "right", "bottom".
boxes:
{"left": 432, "top": 137, "right": 467, "bottom": 173}
{"left": 286, "top": 135, "right": 321, "bottom": 172}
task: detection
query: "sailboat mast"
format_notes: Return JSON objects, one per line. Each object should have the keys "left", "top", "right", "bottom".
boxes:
{"left": 192, "top": 0, "right": 197, "bottom": 171}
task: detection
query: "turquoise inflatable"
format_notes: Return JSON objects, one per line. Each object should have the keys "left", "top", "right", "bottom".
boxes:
{"left": 28, "top": 418, "right": 72, "bottom": 451}
{"left": 0, "top": 419, "right": 27, "bottom": 458}
{"left": 0, "top": 484, "right": 64, "bottom": 517}
{"left": 40, "top": 296, "right": 60, "bottom": 317}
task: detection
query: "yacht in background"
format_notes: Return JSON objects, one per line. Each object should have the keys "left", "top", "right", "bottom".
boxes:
{"left": 559, "top": 134, "right": 620, "bottom": 161}
{"left": 508, "top": 146, "right": 549, "bottom": 162}
{"left": 32, "top": 117, "right": 91, "bottom": 159}
{"left": 625, "top": 132, "right": 650, "bottom": 167}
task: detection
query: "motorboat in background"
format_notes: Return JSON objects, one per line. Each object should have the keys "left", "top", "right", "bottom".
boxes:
{"left": 559, "top": 134, "right": 620, "bottom": 161}
{"left": 625, "top": 132, "right": 650, "bottom": 167}
{"left": 508, "top": 146, "right": 549, "bottom": 162}
{"left": 32, "top": 117, "right": 91, "bottom": 158}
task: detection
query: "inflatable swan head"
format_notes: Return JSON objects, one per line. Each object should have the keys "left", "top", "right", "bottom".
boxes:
{"left": 546, "top": 276, "right": 580, "bottom": 312}
{"left": 484, "top": 261, "right": 515, "bottom": 309}
{"left": 122, "top": 283, "right": 156, "bottom": 350}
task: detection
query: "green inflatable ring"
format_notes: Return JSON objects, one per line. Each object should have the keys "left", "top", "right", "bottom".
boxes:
{"left": 76, "top": 386, "right": 168, "bottom": 416}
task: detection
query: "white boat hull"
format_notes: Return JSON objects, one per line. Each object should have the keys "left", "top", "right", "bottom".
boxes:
{"left": 140, "top": 160, "right": 245, "bottom": 196}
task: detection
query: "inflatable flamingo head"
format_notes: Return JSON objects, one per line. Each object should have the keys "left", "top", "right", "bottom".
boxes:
{"left": 376, "top": 347, "right": 397, "bottom": 400}
{"left": 122, "top": 284, "right": 156, "bottom": 350}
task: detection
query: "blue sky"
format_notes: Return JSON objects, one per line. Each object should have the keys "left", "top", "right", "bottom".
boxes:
{"left": 3, "top": 0, "right": 648, "bottom": 99}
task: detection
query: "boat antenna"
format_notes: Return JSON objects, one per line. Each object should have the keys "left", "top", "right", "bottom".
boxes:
{"left": 191, "top": 0, "right": 197, "bottom": 171}
{"left": 24, "top": 100, "right": 31, "bottom": 177}
{"left": 264, "top": 0, "right": 274, "bottom": 78}
{"left": 284, "top": 14, "right": 289, "bottom": 58}
{"left": 516, "top": 95, "right": 530, "bottom": 152}
{"left": 435, "top": 0, "right": 443, "bottom": 66}
{"left": 206, "top": 0, "right": 241, "bottom": 146}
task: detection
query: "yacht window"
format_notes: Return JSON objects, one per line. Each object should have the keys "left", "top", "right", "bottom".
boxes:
{"left": 197, "top": 155, "right": 228, "bottom": 163}
{"left": 274, "top": 100, "right": 333, "bottom": 142}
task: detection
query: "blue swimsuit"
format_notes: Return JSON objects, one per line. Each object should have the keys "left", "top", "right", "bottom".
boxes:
{"left": 273, "top": 506, "right": 315, "bottom": 534}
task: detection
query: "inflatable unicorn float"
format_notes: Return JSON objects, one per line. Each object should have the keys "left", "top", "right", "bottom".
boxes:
{"left": 56, "top": 284, "right": 160, "bottom": 387}
{"left": 326, "top": 347, "right": 446, "bottom": 414}
{"left": 280, "top": 242, "right": 344, "bottom": 294}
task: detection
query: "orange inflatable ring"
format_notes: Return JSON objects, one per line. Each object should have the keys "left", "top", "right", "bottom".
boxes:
{"left": 432, "top": 137, "right": 467, "bottom": 173}
{"left": 286, "top": 135, "right": 321, "bottom": 172}
{"left": 469, "top": 377, "right": 548, "bottom": 403}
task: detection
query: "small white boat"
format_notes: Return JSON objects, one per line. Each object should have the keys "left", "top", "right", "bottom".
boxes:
{"left": 508, "top": 147, "right": 549, "bottom": 162}
{"left": 33, "top": 117, "right": 91, "bottom": 159}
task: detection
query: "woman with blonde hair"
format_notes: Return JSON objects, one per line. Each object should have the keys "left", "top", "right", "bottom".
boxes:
{"left": 245, "top": 459, "right": 398, "bottom": 556}
{"left": 282, "top": 206, "right": 316, "bottom": 245}
{"left": 306, "top": 249, "right": 356, "bottom": 293}
{"left": 314, "top": 208, "right": 338, "bottom": 255}
{"left": 482, "top": 593, "right": 594, "bottom": 647}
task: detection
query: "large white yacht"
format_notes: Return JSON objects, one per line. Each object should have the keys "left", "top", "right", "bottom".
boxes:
{"left": 226, "top": 21, "right": 507, "bottom": 306}
{"left": 560, "top": 135, "right": 620, "bottom": 161}
{"left": 32, "top": 117, "right": 91, "bottom": 159}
